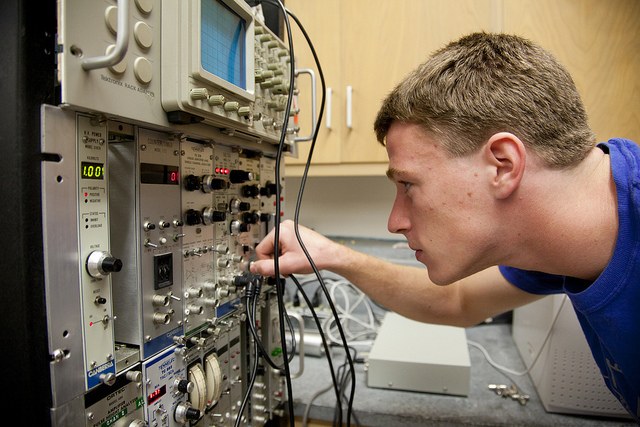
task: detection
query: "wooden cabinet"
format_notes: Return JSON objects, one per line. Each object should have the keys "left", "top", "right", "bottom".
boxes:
{"left": 285, "top": 0, "right": 496, "bottom": 176}
{"left": 284, "top": 0, "right": 640, "bottom": 177}
{"left": 500, "top": 0, "right": 640, "bottom": 147}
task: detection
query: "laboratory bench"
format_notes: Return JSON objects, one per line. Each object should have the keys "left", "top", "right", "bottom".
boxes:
{"left": 283, "top": 237, "right": 636, "bottom": 426}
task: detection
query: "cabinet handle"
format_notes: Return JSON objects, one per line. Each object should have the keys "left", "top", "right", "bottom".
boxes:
{"left": 325, "top": 87, "right": 333, "bottom": 130}
{"left": 294, "top": 68, "right": 317, "bottom": 142}
{"left": 81, "top": 0, "right": 130, "bottom": 70}
{"left": 346, "top": 85, "right": 353, "bottom": 129}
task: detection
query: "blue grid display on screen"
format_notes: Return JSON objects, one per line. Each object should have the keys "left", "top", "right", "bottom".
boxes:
{"left": 201, "top": 0, "right": 246, "bottom": 89}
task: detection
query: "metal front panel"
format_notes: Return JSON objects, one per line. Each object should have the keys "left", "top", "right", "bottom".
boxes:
{"left": 142, "top": 346, "right": 188, "bottom": 427}
{"left": 180, "top": 140, "right": 216, "bottom": 335}
{"left": 42, "top": 105, "right": 86, "bottom": 409}
{"left": 110, "top": 128, "right": 184, "bottom": 359}
{"left": 138, "top": 129, "right": 184, "bottom": 357}
{"left": 77, "top": 115, "right": 117, "bottom": 389}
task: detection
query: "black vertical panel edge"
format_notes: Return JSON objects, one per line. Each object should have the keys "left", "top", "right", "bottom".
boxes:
{"left": 0, "top": 0, "right": 57, "bottom": 425}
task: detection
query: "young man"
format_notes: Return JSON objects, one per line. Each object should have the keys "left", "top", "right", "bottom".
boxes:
{"left": 249, "top": 32, "right": 639, "bottom": 421}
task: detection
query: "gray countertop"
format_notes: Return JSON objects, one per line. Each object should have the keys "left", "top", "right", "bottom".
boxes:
{"left": 289, "top": 323, "right": 634, "bottom": 426}
{"left": 284, "top": 237, "right": 636, "bottom": 426}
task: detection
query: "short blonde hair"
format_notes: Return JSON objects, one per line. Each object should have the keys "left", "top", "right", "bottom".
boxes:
{"left": 374, "top": 32, "right": 595, "bottom": 168}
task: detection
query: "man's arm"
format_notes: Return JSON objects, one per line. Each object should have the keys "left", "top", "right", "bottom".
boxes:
{"left": 250, "top": 220, "right": 543, "bottom": 327}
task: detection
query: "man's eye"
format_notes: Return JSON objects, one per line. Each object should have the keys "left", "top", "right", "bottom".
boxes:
{"left": 401, "top": 181, "right": 412, "bottom": 191}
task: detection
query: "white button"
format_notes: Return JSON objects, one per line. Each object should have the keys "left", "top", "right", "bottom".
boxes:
{"left": 134, "top": 21, "right": 153, "bottom": 49}
{"left": 134, "top": 57, "right": 152, "bottom": 84}
{"left": 104, "top": 6, "right": 118, "bottom": 35}
{"left": 106, "top": 45, "right": 127, "bottom": 74}
{"left": 135, "top": 0, "right": 153, "bottom": 14}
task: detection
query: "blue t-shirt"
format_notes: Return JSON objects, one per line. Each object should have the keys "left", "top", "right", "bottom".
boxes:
{"left": 500, "top": 138, "right": 640, "bottom": 422}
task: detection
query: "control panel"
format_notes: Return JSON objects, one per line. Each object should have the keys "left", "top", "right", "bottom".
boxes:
{"left": 43, "top": 0, "right": 297, "bottom": 425}
{"left": 77, "top": 115, "right": 120, "bottom": 389}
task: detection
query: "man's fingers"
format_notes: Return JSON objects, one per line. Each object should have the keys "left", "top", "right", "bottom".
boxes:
{"left": 250, "top": 259, "right": 275, "bottom": 277}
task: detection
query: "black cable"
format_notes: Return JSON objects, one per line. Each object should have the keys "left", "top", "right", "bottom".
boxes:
{"left": 259, "top": 2, "right": 356, "bottom": 425}
{"left": 332, "top": 346, "right": 362, "bottom": 427}
{"left": 235, "top": 293, "right": 261, "bottom": 427}
{"left": 261, "top": 1, "right": 296, "bottom": 425}
{"left": 243, "top": 278, "right": 297, "bottom": 372}
{"left": 290, "top": 274, "right": 343, "bottom": 419}
{"left": 281, "top": 8, "right": 357, "bottom": 426}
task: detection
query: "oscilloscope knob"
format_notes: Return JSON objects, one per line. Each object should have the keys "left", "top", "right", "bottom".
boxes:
{"left": 86, "top": 251, "right": 123, "bottom": 278}
{"left": 238, "top": 106, "right": 251, "bottom": 119}
{"left": 190, "top": 88, "right": 209, "bottom": 100}
{"left": 208, "top": 94, "right": 225, "bottom": 106}
{"left": 223, "top": 101, "right": 239, "bottom": 112}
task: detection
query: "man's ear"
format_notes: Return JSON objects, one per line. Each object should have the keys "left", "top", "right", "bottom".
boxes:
{"left": 482, "top": 132, "right": 526, "bottom": 199}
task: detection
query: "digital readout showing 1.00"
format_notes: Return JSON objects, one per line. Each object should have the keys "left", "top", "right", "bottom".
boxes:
{"left": 81, "top": 161, "right": 105, "bottom": 180}
{"left": 140, "top": 163, "right": 180, "bottom": 185}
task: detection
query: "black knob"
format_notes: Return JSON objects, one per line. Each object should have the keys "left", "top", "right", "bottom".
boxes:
{"left": 242, "top": 212, "right": 259, "bottom": 224}
{"left": 177, "top": 379, "right": 191, "bottom": 394}
{"left": 238, "top": 202, "right": 251, "bottom": 212}
{"left": 95, "top": 296, "right": 107, "bottom": 305}
{"left": 260, "top": 182, "right": 279, "bottom": 197}
{"left": 229, "top": 170, "right": 252, "bottom": 184}
{"left": 185, "top": 407, "right": 200, "bottom": 421}
{"left": 202, "top": 175, "right": 229, "bottom": 192}
{"left": 242, "top": 185, "right": 260, "bottom": 198}
{"left": 185, "top": 209, "right": 202, "bottom": 226}
{"left": 184, "top": 174, "right": 201, "bottom": 192}
{"left": 239, "top": 222, "right": 251, "bottom": 232}
{"left": 211, "top": 211, "right": 226, "bottom": 222}
{"left": 102, "top": 257, "right": 123, "bottom": 273}
{"left": 202, "top": 208, "right": 226, "bottom": 224}
{"left": 210, "top": 178, "right": 229, "bottom": 190}
{"left": 260, "top": 213, "right": 272, "bottom": 223}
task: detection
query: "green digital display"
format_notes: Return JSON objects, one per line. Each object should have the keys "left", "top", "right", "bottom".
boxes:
{"left": 81, "top": 161, "right": 105, "bottom": 180}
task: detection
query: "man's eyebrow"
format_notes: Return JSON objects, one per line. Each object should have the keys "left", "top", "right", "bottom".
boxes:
{"left": 386, "top": 168, "right": 403, "bottom": 181}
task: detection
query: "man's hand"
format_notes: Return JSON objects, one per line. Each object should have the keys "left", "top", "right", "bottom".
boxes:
{"left": 250, "top": 220, "right": 339, "bottom": 277}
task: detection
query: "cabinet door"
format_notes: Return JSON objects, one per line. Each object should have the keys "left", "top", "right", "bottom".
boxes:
{"left": 285, "top": 0, "right": 343, "bottom": 166}
{"left": 340, "top": 0, "right": 496, "bottom": 164}
{"left": 502, "top": 0, "right": 640, "bottom": 143}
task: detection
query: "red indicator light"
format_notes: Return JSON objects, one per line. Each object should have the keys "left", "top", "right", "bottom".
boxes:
{"left": 84, "top": 192, "right": 88, "bottom": 197}
{"left": 215, "top": 167, "right": 220, "bottom": 174}
{"left": 148, "top": 385, "right": 166, "bottom": 405}
{"left": 224, "top": 168, "right": 230, "bottom": 175}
